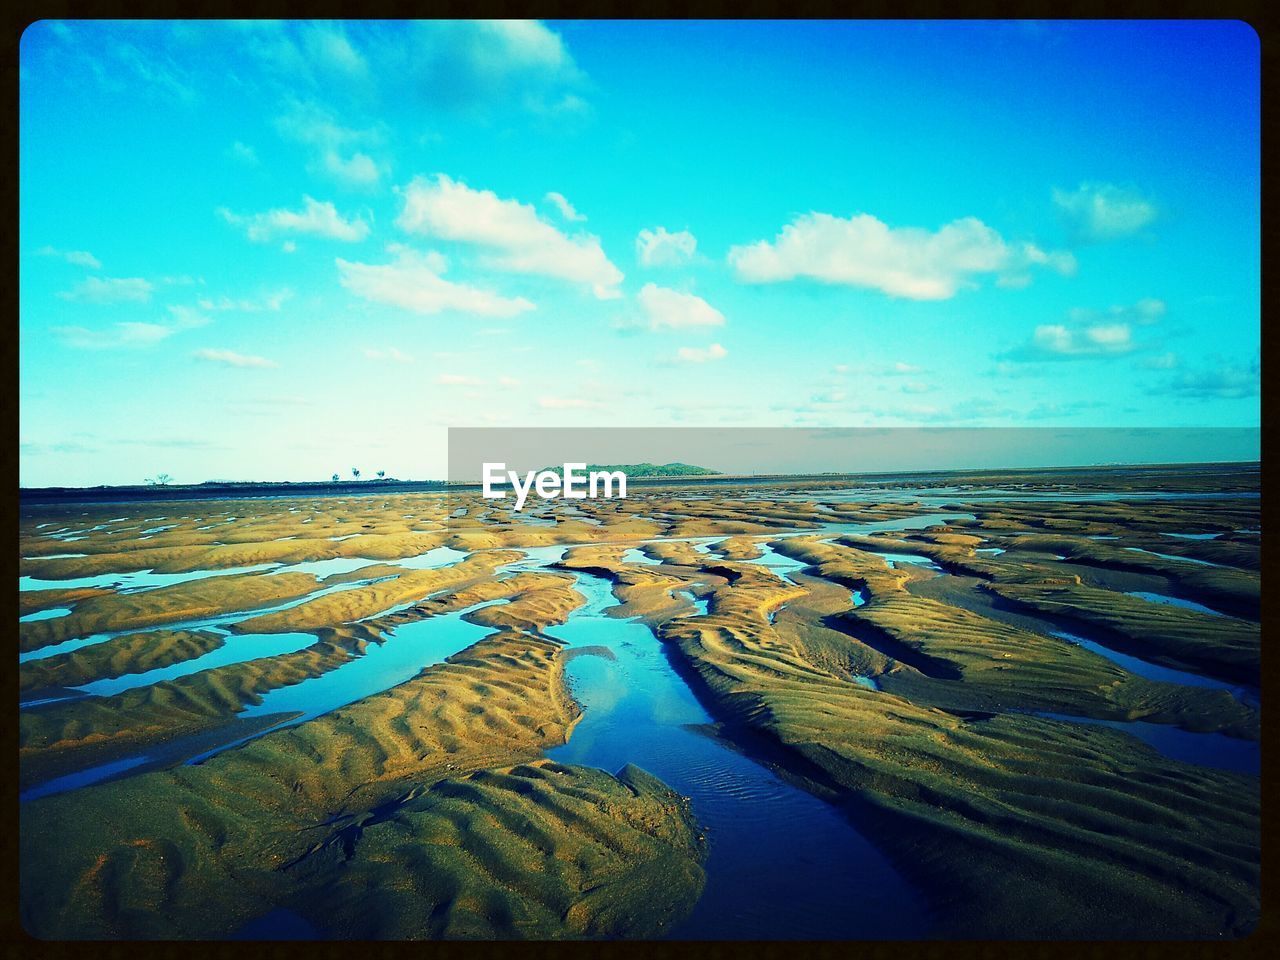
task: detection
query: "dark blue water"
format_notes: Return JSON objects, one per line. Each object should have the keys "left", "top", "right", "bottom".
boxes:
{"left": 230, "top": 909, "right": 323, "bottom": 940}
{"left": 19, "top": 606, "right": 71, "bottom": 623}
{"left": 872, "top": 551, "right": 943, "bottom": 572}
{"left": 1124, "top": 547, "right": 1225, "bottom": 568}
{"left": 19, "top": 525, "right": 1258, "bottom": 936}
{"left": 1051, "top": 631, "right": 1250, "bottom": 697}
{"left": 19, "top": 562, "right": 281, "bottom": 594}
{"left": 1034, "top": 712, "right": 1259, "bottom": 776}
{"left": 20, "top": 755, "right": 152, "bottom": 803}
{"left": 1127, "top": 591, "right": 1228, "bottom": 617}
{"left": 544, "top": 571, "right": 929, "bottom": 940}
{"left": 71, "top": 630, "right": 318, "bottom": 699}
{"left": 739, "top": 542, "right": 808, "bottom": 584}
{"left": 19, "top": 573, "right": 402, "bottom": 664}
{"left": 620, "top": 546, "right": 662, "bottom": 565}
{"left": 237, "top": 599, "right": 507, "bottom": 726}
{"left": 19, "top": 552, "right": 466, "bottom": 597}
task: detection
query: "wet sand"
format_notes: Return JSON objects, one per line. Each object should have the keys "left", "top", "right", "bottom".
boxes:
{"left": 17, "top": 463, "right": 1261, "bottom": 939}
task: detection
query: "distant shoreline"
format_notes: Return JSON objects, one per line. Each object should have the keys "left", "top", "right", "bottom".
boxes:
{"left": 17, "top": 461, "right": 1260, "bottom": 506}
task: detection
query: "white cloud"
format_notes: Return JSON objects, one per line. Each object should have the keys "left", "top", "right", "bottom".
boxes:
{"left": 275, "top": 100, "right": 384, "bottom": 186}
{"left": 729, "top": 212, "right": 1071, "bottom": 300}
{"left": 1140, "top": 352, "right": 1179, "bottom": 370}
{"left": 248, "top": 21, "right": 584, "bottom": 115}
{"left": 674, "top": 343, "right": 728, "bottom": 364}
{"left": 321, "top": 150, "right": 382, "bottom": 186}
{"left": 901, "top": 381, "right": 932, "bottom": 394}
{"left": 810, "top": 389, "right": 846, "bottom": 404}
{"left": 398, "top": 20, "right": 584, "bottom": 113}
{"left": 233, "top": 20, "right": 586, "bottom": 120}
{"left": 53, "top": 322, "right": 175, "bottom": 349}
{"left": 219, "top": 195, "right": 370, "bottom": 242}
{"left": 1053, "top": 182, "right": 1158, "bottom": 241}
{"left": 196, "top": 289, "right": 292, "bottom": 312}
{"left": 890, "top": 398, "right": 1011, "bottom": 425}
{"left": 397, "top": 175, "right": 622, "bottom": 298}
{"left": 364, "top": 347, "right": 414, "bottom": 363}
{"left": 1024, "top": 322, "right": 1135, "bottom": 358}
{"left": 336, "top": 246, "right": 535, "bottom": 317}
{"left": 637, "top": 227, "right": 697, "bottom": 267}
{"left": 638, "top": 283, "right": 725, "bottom": 330}
{"left": 164, "top": 305, "right": 212, "bottom": 328}
{"left": 57, "top": 276, "right": 153, "bottom": 303}
{"left": 1020, "top": 243, "right": 1078, "bottom": 273}
{"left": 996, "top": 298, "right": 1173, "bottom": 364}
{"left": 66, "top": 251, "right": 103, "bottom": 269}
{"left": 273, "top": 97, "right": 369, "bottom": 144}
{"left": 193, "top": 348, "right": 278, "bottom": 369}
{"left": 228, "top": 141, "right": 258, "bottom": 165}
{"left": 1068, "top": 298, "right": 1167, "bottom": 327}
{"left": 1001, "top": 242, "right": 1078, "bottom": 286}
{"left": 537, "top": 395, "right": 604, "bottom": 410}
{"left": 301, "top": 23, "right": 367, "bottom": 78}
{"left": 995, "top": 273, "right": 1033, "bottom": 290}
{"left": 888, "top": 361, "right": 922, "bottom": 375}
{"left": 1133, "top": 298, "right": 1167, "bottom": 322}
{"left": 498, "top": 375, "right": 522, "bottom": 387}
{"left": 1158, "top": 360, "right": 1258, "bottom": 399}
{"left": 545, "top": 191, "right": 586, "bottom": 222}
{"left": 37, "top": 246, "right": 102, "bottom": 269}
{"left": 1080, "top": 323, "right": 1131, "bottom": 347}
{"left": 233, "top": 22, "right": 369, "bottom": 87}
{"left": 44, "top": 24, "right": 198, "bottom": 105}
{"left": 471, "top": 20, "right": 571, "bottom": 72}
{"left": 1023, "top": 400, "right": 1107, "bottom": 421}
{"left": 437, "top": 373, "right": 483, "bottom": 386}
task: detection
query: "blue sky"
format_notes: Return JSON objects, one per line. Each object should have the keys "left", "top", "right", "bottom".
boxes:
{"left": 20, "top": 20, "right": 1260, "bottom": 485}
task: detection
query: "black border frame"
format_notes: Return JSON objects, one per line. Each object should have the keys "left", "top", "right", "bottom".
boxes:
{"left": 2, "top": 8, "right": 1273, "bottom": 957}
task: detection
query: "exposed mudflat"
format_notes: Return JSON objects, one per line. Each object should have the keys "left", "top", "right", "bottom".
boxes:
{"left": 18, "top": 464, "right": 1261, "bottom": 939}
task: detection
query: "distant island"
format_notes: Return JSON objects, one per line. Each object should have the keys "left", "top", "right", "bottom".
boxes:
{"left": 19, "top": 461, "right": 1258, "bottom": 506}
{"left": 19, "top": 463, "right": 722, "bottom": 505}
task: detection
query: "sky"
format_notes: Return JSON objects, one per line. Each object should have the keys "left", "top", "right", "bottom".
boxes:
{"left": 19, "top": 20, "right": 1261, "bottom": 486}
